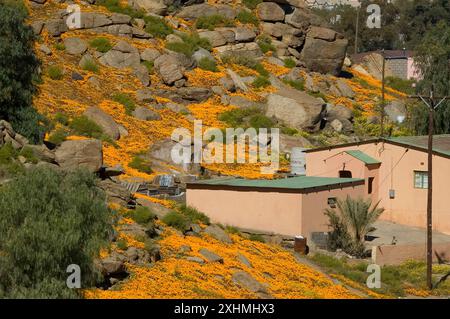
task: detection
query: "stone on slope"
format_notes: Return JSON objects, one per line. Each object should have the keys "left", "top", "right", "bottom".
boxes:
{"left": 216, "top": 42, "right": 263, "bottom": 59}
{"left": 99, "top": 40, "right": 141, "bottom": 69}
{"left": 198, "top": 31, "right": 227, "bottom": 48}
{"left": 300, "top": 27, "right": 348, "bottom": 76}
{"left": 129, "top": 0, "right": 168, "bottom": 15}
{"left": 177, "top": 3, "right": 236, "bottom": 20}
{"left": 199, "top": 248, "right": 224, "bottom": 263}
{"left": 266, "top": 94, "right": 310, "bottom": 129}
{"left": 237, "top": 253, "right": 252, "bottom": 268}
{"left": 154, "top": 54, "right": 185, "bottom": 85}
{"left": 84, "top": 106, "right": 121, "bottom": 140}
{"left": 134, "top": 64, "right": 151, "bottom": 86}
{"left": 55, "top": 139, "right": 103, "bottom": 172}
{"left": 140, "top": 48, "right": 161, "bottom": 62}
{"left": 203, "top": 225, "right": 232, "bottom": 244}
{"left": 63, "top": 37, "right": 88, "bottom": 55}
{"left": 232, "top": 271, "right": 269, "bottom": 294}
{"left": 226, "top": 69, "right": 248, "bottom": 92}
{"left": 256, "top": 2, "right": 285, "bottom": 22}
{"left": 132, "top": 107, "right": 161, "bottom": 121}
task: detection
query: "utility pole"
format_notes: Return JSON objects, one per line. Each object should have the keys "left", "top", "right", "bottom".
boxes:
{"left": 354, "top": 6, "right": 360, "bottom": 55}
{"left": 408, "top": 88, "right": 449, "bottom": 290}
{"left": 380, "top": 49, "right": 386, "bottom": 137}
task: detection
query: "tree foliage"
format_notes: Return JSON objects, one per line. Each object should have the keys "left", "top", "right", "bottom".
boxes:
{"left": 0, "top": 168, "right": 114, "bottom": 298}
{"left": 0, "top": 0, "right": 45, "bottom": 143}
{"left": 325, "top": 196, "right": 384, "bottom": 257}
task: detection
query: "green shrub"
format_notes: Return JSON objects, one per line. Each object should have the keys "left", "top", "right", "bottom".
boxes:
{"left": 252, "top": 75, "right": 271, "bottom": 88}
{"left": 249, "top": 114, "right": 274, "bottom": 129}
{"left": 80, "top": 59, "right": 100, "bottom": 73}
{"left": 254, "top": 63, "right": 269, "bottom": 77}
{"left": 249, "top": 234, "right": 265, "bottom": 243}
{"left": 196, "top": 14, "right": 235, "bottom": 31}
{"left": 89, "top": 37, "right": 113, "bottom": 53}
{"left": 0, "top": 167, "right": 113, "bottom": 298}
{"left": 47, "top": 128, "right": 69, "bottom": 145}
{"left": 198, "top": 57, "right": 218, "bottom": 72}
{"left": 128, "top": 156, "right": 153, "bottom": 174}
{"left": 236, "top": 10, "right": 259, "bottom": 26}
{"left": 221, "top": 54, "right": 257, "bottom": 68}
{"left": 166, "top": 33, "right": 211, "bottom": 57}
{"left": 0, "top": 2, "right": 43, "bottom": 143}
{"left": 19, "top": 146, "right": 38, "bottom": 164}
{"left": 69, "top": 116, "right": 104, "bottom": 139}
{"left": 112, "top": 93, "right": 135, "bottom": 114}
{"left": 218, "top": 106, "right": 261, "bottom": 127}
{"left": 130, "top": 206, "right": 156, "bottom": 225}
{"left": 178, "top": 204, "right": 210, "bottom": 225}
{"left": 54, "top": 112, "right": 69, "bottom": 126}
{"left": 141, "top": 61, "right": 154, "bottom": 74}
{"left": 225, "top": 225, "right": 240, "bottom": 234}
{"left": 385, "top": 76, "right": 416, "bottom": 95}
{"left": 162, "top": 211, "right": 189, "bottom": 231}
{"left": 257, "top": 35, "right": 276, "bottom": 54}
{"left": 116, "top": 239, "right": 128, "bottom": 250}
{"left": 47, "top": 65, "right": 64, "bottom": 80}
{"left": 281, "top": 127, "right": 299, "bottom": 136}
{"left": 97, "top": 0, "right": 145, "bottom": 18}
{"left": 54, "top": 43, "right": 65, "bottom": 51}
{"left": 0, "top": 142, "right": 18, "bottom": 165}
{"left": 308, "top": 91, "right": 328, "bottom": 102}
{"left": 144, "top": 15, "right": 173, "bottom": 38}
{"left": 284, "top": 78, "right": 305, "bottom": 91}
{"left": 242, "top": 0, "right": 262, "bottom": 9}
{"left": 284, "top": 58, "right": 296, "bottom": 68}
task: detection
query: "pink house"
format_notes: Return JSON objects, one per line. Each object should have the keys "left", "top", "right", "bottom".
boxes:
{"left": 305, "top": 135, "right": 450, "bottom": 235}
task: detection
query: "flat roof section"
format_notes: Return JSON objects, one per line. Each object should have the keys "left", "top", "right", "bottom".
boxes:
{"left": 345, "top": 150, "right": 381, "bottom": 165}
{"left": 188, "top": 176, "right": 365, "bottom": 193}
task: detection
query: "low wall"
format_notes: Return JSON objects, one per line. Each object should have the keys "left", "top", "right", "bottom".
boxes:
{"left": 372, "top": 242, "right": 450, "bottom": 266}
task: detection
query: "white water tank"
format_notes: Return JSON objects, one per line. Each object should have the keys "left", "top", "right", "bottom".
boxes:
{"left": 290, "top": 147, "right": 306, "bottom": 175}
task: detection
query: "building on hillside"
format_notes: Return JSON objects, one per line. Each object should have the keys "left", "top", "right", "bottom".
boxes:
{"left": 351, "top": 50, "right": 422, "bottom": 81}
{"left": 187, "top": 176, "right": 365, "bottom": 238}
{"left": 305, "top": 135, "right": 450, "bottom": 235}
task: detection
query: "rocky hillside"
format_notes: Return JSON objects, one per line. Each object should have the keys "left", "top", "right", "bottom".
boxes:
{"left": 13, "top": 0, "right": 410, "bottom": 298}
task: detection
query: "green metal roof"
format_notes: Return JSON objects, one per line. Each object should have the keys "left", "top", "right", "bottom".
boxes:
{"left": 344, "top": 150, "right": 381, "bottom": 165}
{"left": 190, "top": 176, "right": 364, "bottom": 190}
{"left": 387, "top": 135, "right": 450, "bottom": 157}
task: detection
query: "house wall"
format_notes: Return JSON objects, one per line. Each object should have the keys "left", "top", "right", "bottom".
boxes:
{"left": 186, "top": 188, "right": 303, "bottom": 236}
{"left": 301, "top": 185, "right": 366, "bottom": 238}
{"left": 386, "top": 58, "right": 408, "bottom": 79}
{"left": 306, "top": 142, "right": 450, "bottom": 234}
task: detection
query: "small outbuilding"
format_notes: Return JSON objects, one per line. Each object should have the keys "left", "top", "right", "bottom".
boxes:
{"left": 186, "top": 176, "right": 365, "bottom": 237}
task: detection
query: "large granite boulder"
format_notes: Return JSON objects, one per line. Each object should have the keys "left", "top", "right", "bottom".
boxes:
{"left": 154, "top": 54, "right": 185, "bottom": 85}
{"left": 99, "top": 40, "right": 141, "bottom": 69}
{"left": 256, "top": 2, "right": 285, "bottom": 22}
{"left": 84, "top": 106, "right": 121, "bottom": 140}
{"left": 55, "top": 139, "right": 103, "bottom": 172}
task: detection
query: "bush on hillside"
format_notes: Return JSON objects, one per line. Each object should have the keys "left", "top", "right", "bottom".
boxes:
{"left": 112, "top": 93, "right": 135, "bottom": 114}
{"left": 89, "top": 37, "right": 113, "bottom": 53}
{"left": 165, "top": 33, "right": 212, "bottom": 57}
{"left": 236, "top": 10, "right": 259, "bottom": 26}
{"left": 0, "top": 167, "right": 113, "bottom": 298}
{"left": 252, "top": 75, "right": 271, "bottom": 88}
{"left": 195, "top": 14, "right": 235, "bottom": 31}
{"left": 242, "top": 0, "right": 262, "bottom": 9}
{"left": 128, "top": 156, "right": 153, "bottom": 174}
{"left": 162, "top": 211, "right": 189, "bottom": 231}
{"left": 144, "top": 15, "right": 173, "bottom": 38}
{"left": 0, "top": 1, "right": 44, "bottom": 143}
{"left": 198, "top": 57, "right": 219, "bottom": 72}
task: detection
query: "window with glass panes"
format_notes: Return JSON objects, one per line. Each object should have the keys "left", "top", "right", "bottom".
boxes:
{"left": 414, "top": 171, "right": 428, "bottom": 189}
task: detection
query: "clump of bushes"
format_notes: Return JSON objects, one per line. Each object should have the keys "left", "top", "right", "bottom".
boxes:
{"left": 47, "top": 65, "right": 64, "bottom": 80}
{"left": 54, "top": 42, "right": 65, "bottom": 51}
{"left": 129, "top": 206, "right": 156, "bottom": 225}
{"left": 284, "top": 58, "right": 296, "bottom": 68}
{"left": 144, "top": 15, "right": 173, "bottom": 38}
{"left": 283, "top": 78, "right": 305, "bottom": 91}
{"left": 249, "top": 234, "right": 265, "bottom": 243}
{"left": 162, "top": 211, "right": 189, "bottom": 231}
{"left": 257, "top": 35, "right": 276, "bottom": 54}
{"left": 141, "top": 61, "right": 154, "bottom": 74}
{"left": 218, "top": 106, "right": 273, "bottom": 130}
{"left": 242, "top": 0, "right": 263, "bottom": 9}
{"left": 178, "top": 204, "right": 210, "bottom": 225}
{"left": 221, "top": 54, "right": 269, "bottom": 77}
{"left": 236, "top": 10, "right": 259, "bottom": 26}
{"left": 80, "top": 59, "right": 100, "bottom": 73}
{"left": 69, "top": 116, "right": 103, "bottom": 138}
{"left": 89, "top": 37, "right": 113, "bottom": 53}
{"left": 97, "top": 0, "right": 145, "bottom": 19}
{"left": 252, "top": 75, "right": 271, "bottom": 88}
{"left": 195, "top": 14, "right": 235, "bottom": 30}
{"left": 112, "top": 92, "right": 135, "bottom": 114}
{"left": 166, "top": 33, "right": 211, "bottom": 57}
{"left": 128, "top": 156, "right": 153, "bottom": 174}
{"left": 198, "top": 57, "right": 219, "bottom": 72}
{"left": 0, "top": 167, "right": 113, "bottom": 298}
{"left": 47, "top": 127, "right": 69, "bottom": 146}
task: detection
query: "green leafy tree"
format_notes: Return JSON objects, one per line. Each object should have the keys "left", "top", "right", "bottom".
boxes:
{"left": 411, "top": 21, "right": 450, "bottom": 134}
{"left": 0, "top": 168, "right": 114, "bottom": 298}
{"left": 0, "top": 0, "right": 45, "bottom": 143}
{"left": 325, "top": 196, "right": 384, "bottom": 257}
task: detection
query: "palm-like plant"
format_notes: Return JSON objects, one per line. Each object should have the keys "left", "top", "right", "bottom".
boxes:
{"left": 325, "top": 196, "right": 384, "bottom": 257}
